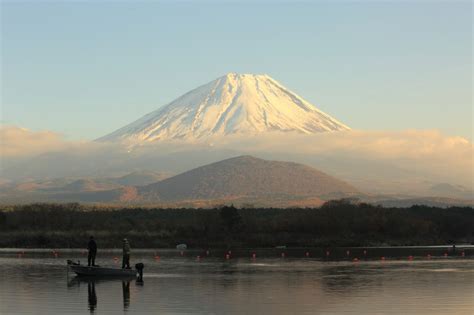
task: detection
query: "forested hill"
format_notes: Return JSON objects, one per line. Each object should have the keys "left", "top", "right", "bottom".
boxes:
{"left": 0, "top": 202, "right": 472, "bottom": 248}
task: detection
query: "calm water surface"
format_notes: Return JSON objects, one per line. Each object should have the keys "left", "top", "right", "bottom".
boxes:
{"left": 0, "top": 251, "right": 473, "bottom": 315}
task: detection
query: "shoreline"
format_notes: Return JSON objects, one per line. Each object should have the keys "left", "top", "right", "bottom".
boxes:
{"left": 1, "top": 244, "right": 474, "bottom": 252}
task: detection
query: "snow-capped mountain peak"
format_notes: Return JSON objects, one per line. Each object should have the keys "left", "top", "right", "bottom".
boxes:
{"left": 98, "top": 73, "right": 350, "bottom": 142}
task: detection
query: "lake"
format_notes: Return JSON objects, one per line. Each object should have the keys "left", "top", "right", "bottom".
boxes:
{"left": 0, "top": 249, "right": 473, "bottom": 314}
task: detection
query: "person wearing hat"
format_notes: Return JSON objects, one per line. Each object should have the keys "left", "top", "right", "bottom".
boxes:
{"left": 122, "top": 238, "right": 131, "bottom": 269}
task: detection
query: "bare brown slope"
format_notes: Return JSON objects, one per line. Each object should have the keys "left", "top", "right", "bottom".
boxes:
{"left": 139, "top": 155, "right": 358, "bottom": 201}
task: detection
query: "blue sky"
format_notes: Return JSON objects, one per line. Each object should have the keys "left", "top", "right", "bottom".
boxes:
{"left": 1, "top": 0, "right": 472, "bottom": 140}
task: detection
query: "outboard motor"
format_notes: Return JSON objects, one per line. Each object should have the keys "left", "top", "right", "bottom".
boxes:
{"left": 67, "top": 259, "right": 80, "bottom": 266}
{"left": 135, "top": 263, "right": 144, "bottom": 283}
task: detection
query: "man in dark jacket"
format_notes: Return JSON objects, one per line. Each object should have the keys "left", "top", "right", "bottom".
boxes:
{"left": 87, "top": 236, "right": 97, "bottom": 266}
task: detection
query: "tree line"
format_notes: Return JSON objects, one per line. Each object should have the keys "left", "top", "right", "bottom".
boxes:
{"left": 0, "top": 201, "right": 472, "bottom": 248}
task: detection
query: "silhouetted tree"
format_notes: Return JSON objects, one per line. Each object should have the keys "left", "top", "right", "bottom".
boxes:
{"left": 0, "top": 211, "right": 6, "bottom": 228}
{"left": 220, "top": 205, "right": 243, "bottom": 233}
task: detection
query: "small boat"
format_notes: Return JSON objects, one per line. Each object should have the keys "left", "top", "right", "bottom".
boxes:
{"left": 176, "top": 243, "right": 187, "bottom": 250}
{"left": 67, "top": 260, "right": 138, "bottom": 277}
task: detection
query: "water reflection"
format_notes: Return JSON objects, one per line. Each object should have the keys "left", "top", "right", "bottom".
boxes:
{"left": 68, "top": 277, "right": 134, "bottom": 312}
{"left": 122, "top": 281, "right": 130, "bottom": 309}
{"left": 88, "top": 282, "right": 97, "bottom": 313}
{"left": 1, "top": 255, "right": 473, "bottom": 315}
{"left": 320, "top": 264, "right": 383, "bottom": 293}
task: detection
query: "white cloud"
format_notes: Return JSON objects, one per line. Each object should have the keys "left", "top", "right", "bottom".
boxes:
{"left": 0, "top": 126, "right": 71, "bottom": 158}
{"left": 1, "top": 126, "right": 472, "bottom": 194}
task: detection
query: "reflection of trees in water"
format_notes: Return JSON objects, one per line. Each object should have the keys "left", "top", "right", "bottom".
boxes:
{"left": 215, "top": 262, "right": 240, "bottom": 289}
{"left": 319, "top": 264, "right": 384, "bottom": 293}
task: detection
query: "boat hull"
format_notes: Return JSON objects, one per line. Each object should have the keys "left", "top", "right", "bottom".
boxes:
{"left": 69, "top": 265, "right": 137, "bottom": 277}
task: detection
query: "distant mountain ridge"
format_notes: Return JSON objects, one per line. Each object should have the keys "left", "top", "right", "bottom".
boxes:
{"left": 98, "top": 73, "right": 349, "bottom": 142}
{"left": 0, "top": 170, "right": 169, "bottom": 202}
{"left": 0, "top": 156, "right": 359, "bottom": 206}
{"left": 2, "top": 156, "right": 471, "bottom": 208}
{"left": 429, "top": 183, "right": 473, "bottom": 199}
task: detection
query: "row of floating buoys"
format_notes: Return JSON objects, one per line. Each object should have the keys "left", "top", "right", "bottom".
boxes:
{"left": 12, "top": 248, "right": 467, "bottom": 260}
{"left": 17, "top": 250, "right": 61, "bottom": 258}
{"left": 137, "top": 249, "right": 468, "bottom": 261}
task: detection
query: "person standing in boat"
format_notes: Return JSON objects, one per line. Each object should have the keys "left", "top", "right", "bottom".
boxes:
{"left": 122, "top": 238, "right": 131, "bottom": 269}
{"left": 87, "top": 236, "right": 97, "bottom": 266}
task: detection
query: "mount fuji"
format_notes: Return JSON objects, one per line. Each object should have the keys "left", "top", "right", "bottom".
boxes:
{"left": 98, "top": 73, "right": 350, "bottom": 142}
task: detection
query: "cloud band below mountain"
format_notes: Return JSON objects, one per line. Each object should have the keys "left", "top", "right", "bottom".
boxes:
{"left": 1, "top": 126, "right": 472, "bottom": 194}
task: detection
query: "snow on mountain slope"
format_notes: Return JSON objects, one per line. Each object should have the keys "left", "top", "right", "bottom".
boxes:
{"left": 98, "top": 73, "right": 350, "bottom": 142}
